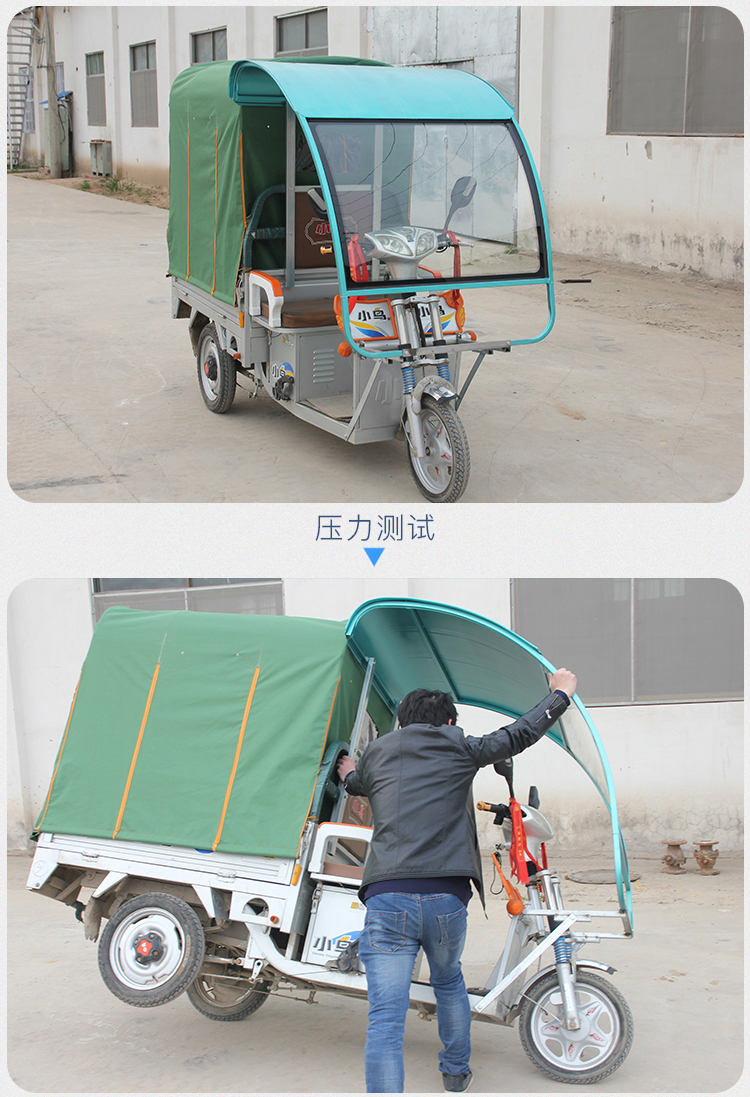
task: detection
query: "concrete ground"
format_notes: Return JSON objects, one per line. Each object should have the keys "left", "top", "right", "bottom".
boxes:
{"left": 6, "top": 847, "right": 743, "bottom": 1094}
{"left": 7, "top": 174, "right": 743, "bottom": 504}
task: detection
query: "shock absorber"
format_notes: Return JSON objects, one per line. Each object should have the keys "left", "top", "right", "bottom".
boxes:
{"left": 401, "top": 359, "right": 417, "bottom": 393}
{"left": 435, "top": 355, "right": 452, "bottom": 383}
{"left": 554, "top": 937, "right": 573, "bottom": 964}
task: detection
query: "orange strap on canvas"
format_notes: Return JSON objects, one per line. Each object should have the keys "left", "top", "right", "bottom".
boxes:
{"left": 239, "top": 131, "right": 247, "bottom": 230}
{"left": 36, "top": 676, "right": 81, "bottom": 830}
{"left": 112, "top": 661, "right": 162, "bottom": 838}
{"left": 186, "top": 129, "right": 191, "bottom": 278}
{"left": 211, "top": 126, "right": 218, "bottom": 295}
{"left": 212, "top": 665, "right": 261, "bottom": 851}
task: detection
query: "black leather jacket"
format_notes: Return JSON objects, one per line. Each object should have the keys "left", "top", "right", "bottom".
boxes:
{"left": 344, "top": 691, "right": 570, "bottom": 905}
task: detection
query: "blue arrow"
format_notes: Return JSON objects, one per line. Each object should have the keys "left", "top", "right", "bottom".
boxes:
{"left": 364, "top": 547, "right": 384, "bottom": 566}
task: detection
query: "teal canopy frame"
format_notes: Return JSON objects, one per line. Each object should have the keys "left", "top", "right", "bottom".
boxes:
{"left": 228, "top": 58, "right": 555, "bottom": 359}
{"left": 345, "top": 598, "right": 632, "bottom": 923}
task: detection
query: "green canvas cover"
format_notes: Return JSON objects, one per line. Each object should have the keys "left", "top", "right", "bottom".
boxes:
{"left": 167, "top": 57, "right": 389, "bottom": 304}
{"left": 34, "top": 607, "right": 385, "bottom": 858}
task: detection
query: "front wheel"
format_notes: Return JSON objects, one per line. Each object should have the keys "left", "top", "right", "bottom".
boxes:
{"left": 406, "top": 394, "right": 470, "bottom": 503}
{"left": 518, "top": 969, "right": 633, "bottom": 1084}
{"left": 197, "top": 322, "right": 236, "bottom": 413}
{"left": 98, "top": 893, "right": 206, "bottom": 1007}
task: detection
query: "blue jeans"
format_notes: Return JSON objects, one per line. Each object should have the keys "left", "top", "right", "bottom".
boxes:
{"left": 358, "top": 892, "right": 471, "bottom": 1093}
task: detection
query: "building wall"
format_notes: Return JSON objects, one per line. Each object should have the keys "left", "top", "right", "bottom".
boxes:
{"left": 7, "top": 579, "right": 743, "bottom": 857}
{"left": 518, "top": 7, "right": 743, "bottom": 281}
{"left": 7, "top": 579, "right": 94, "bottom": 850}
{"left": 25, "top": 6, "right": 364, "bottom": 186}
{"left": 369, "top": 5, "right": 519, "bottom": 106}
{"left": 21, "top": 6, "right": 742, "bottom": 280}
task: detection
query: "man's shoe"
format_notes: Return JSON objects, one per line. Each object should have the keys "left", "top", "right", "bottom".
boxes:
{"left": 442, "top": 1071, "right": 473, "bottom": 1093}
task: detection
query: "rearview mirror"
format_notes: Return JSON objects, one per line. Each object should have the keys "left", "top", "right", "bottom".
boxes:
{"left": 493, "top": 756, "right": 514, "bottom": 799}
{"left": 443, "top": 175, "right": 477, "bottom": 231}
{"left": 307, "top": 187, "right": 329, "bottom": 221}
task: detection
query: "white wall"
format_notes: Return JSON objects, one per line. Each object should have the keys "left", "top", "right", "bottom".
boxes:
{"left": 518, "top": 7, "right": 743, "bottom": 282}
{"left": 22, "top": 6, "right": 741, "bottom": 280}
{"left": 8, "top": 579, "right": 743, "bottom": 858}
{"left": 472, "top": 698, "right": 743, "bottom": 854}
{"left": 28, "top": 6, "right": 365, "bottom": 185}
{"left": 7, "top": 580, "right": 94, "bottom": 849}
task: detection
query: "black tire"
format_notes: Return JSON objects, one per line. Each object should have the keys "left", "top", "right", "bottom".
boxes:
{"left": 186, "top": 965, "right": 270, "bottom": 1021}
{"left": 197, "top": 322, "right": 236, "bottom": 413}
{"left": 406, "top": 394, "right": 470, "bottom": 502}
{"left": 518, "top": 969, "right": 633, "bottom": 1084}
{"left": 98, "top": 893, "right": 206, "bottom": 1007}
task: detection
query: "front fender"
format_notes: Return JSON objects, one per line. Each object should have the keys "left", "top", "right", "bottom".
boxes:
{"left": 507, "top": 959, "right": 617, "bottom": 1021}
{"left": 408, "top": 375, "right": 457, "bottom": 415}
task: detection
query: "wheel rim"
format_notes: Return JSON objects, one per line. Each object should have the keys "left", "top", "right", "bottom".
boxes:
{"left": 412, "top": 407, "right": 455, "bottom": 494}
{"left": 108, "top": 907, "right": 189, "bottom": 991}
{"left": 200, "top": 341, "right": 222, "bottom": 402}
{"left": 528, "top": 980, "right": 622, "bottom": 1073}
{"left": 192, "top": 973, "right": 259, "bottom": 1010}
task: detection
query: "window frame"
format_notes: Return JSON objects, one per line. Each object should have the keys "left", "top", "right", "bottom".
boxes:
{"left": 275, "top": 8, "right": 328, "bottom": 58}
{"left": 90, "top": 579, "right": 285, "bottom": 623}
{"left": 510, "top": 578, "right": 743, "bottom": 707}
{"left": 607, "top": 6, "right": 744, "bottom": 138}
{"left": 85, "top": 51, "right": 106, "bottom": 127}
{"left": 129, "top": 40, "right": 158, "bottom": 128}
{"left": 191, "top": 27, "right": 228, "bottom": 65}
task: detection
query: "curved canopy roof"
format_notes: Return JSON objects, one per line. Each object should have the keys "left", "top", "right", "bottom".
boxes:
{"left": 346, "top": 597, "right": 631, "bottom": 918}
{"left": 228, "top": 57, "right": 515, "bottom": 121}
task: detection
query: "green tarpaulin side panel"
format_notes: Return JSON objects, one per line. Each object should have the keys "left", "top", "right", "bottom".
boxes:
{"left": 168, "top": 62, "right": 246, "bottom": 304}
{"left": 34, "top": 607, "right": 369, "bottom": 858}
{"left": 167, "top": 57, "right": 389, "bottom": 304}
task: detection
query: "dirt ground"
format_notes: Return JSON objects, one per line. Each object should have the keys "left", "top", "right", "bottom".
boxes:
{"left": 17, "top": 167, "right": 170, "bottom": 209}
{"left": 18, "top": 169, "right": 743, "bottom": 347}
{"left": 6, "top": 846, "right": 744, "bottom": 1093}
{"left": 8, "top": 169, "right": 742, "bottom": 503}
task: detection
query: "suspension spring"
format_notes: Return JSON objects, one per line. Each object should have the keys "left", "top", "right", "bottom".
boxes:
{"left": 436, "top": 358, "right": 452, "bottom": 383}
{"left": 401, "top": 362, "right": 417, "bottom": 393}
{"left": 554, "top": 937, "right": 573, "bottom": 964}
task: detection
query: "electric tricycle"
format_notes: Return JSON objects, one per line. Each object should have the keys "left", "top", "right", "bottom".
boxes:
{"left": 168, "top": 59, "right": 555, "bottom": 501}
{"left": 28, "top": 599, "right": 632, "bottom": 1084}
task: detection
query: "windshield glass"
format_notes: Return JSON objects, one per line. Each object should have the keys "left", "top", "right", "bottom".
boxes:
{"left": 309, "top": 120, "right": 545, "bottom": 287}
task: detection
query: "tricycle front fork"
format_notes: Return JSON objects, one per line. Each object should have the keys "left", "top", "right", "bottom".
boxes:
{"left": 391, "top": 295, "right": 453, "bottom": 390}
{"left": 392, "top": 294, "right": 456, "bottom": 461}
{"left": 535, "top": 871, "right": 581, "bottom": 1030}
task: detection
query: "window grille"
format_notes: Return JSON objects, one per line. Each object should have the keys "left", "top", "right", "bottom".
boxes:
{"left": 608, "top": 7, "right": 743, "bottom": 136}
{"left": 130, "top": 41, "right": 158, "bottom": 127}
{"left": 511, "top": 579, "right": 742, "bottom": 705}
{"left": 191, "top": 28, "right": 227, "bottom": 64}
{"left": 91, "top": 579, "right": 285, "bottom": 622}
{"left": 276, "top": 9, "right": 327, "bottom": 57}
{"left": 86, "top": 52, "right": 106, "bottom": 126}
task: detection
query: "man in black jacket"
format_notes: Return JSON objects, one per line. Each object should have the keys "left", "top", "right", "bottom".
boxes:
{"left": 337, "top": 668, "right": 577, "bottom": 1094}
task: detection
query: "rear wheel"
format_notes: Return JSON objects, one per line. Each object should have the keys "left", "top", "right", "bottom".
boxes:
{"left": 197, "top": 322, "right": 236, "bottom": 413}
{"left": 186, "top": 959, "right": 270, "bottom": 1021}
{"left": 406, "top": 394, "right": 470, "bottom": 502}
{"left": 98, "top": 893, "right": 205, "bottom": 1007}
{"left": 518, "top": 969, "right": 633, "bottom": 1084}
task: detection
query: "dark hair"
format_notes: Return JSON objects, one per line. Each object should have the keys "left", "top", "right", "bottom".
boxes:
{"left": 397, "top": 688, "right": 458, "bottom": 728}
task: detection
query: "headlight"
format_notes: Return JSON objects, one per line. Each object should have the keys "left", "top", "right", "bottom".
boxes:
{"left": 416, "top": 229, "right": 438, "bottom": 256}
{"left": 376, "top": 234, "right": 411, "bottom": 256}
